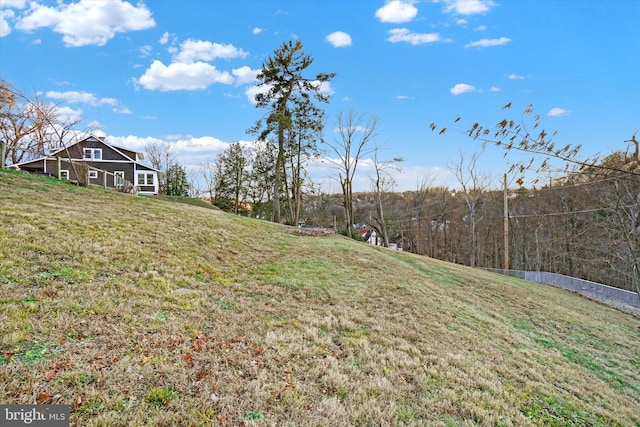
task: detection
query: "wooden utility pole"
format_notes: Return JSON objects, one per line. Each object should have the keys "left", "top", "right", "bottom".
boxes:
{"left": 0, "top": 141, "right": 6, "bottom": 169}
{"left": 625, "top": 134, "right": 639, "bottom": 162}
{"left": 503, "top": 174, "right": 509, "bottom": 273}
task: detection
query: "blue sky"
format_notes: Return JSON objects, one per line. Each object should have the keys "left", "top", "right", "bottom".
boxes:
{"left": 1, "top": 0, "right": 639, "bottom": 192}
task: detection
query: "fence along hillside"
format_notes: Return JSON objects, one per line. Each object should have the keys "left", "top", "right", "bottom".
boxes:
{"left": 483, "top": 268, "right": 640, "bottom": 315}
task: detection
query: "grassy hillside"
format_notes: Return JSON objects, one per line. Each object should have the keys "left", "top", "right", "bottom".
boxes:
{"left": 1, "top": 169, "right": 639, "bottom": 427}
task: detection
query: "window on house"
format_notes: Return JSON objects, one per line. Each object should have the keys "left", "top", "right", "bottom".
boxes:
{"left": 88, "top": 170, "right": 98, "bottom": 179}
{"left": 137, "top": 173, "right": 154, "bottom": 186}
{"left": 60, "top": 170, "right": 69, "bottom": 180}
{"left": 114, "top": 171, "right": 124, "bottom": 187}
{"left": 83, "top": 148, "right": 102, "bottom": 160}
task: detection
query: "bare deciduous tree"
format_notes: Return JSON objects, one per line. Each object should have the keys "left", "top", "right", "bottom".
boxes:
{"left": 431, "top": 103, "right": 640, "bottom": 182}
{"left": 0, "top": 80, "right": 82, "bottom": 166}
{"left": 450, "top": 150, "right": 493, "bottom": 267}
{"left": 324, "top": 109, "right": 379, "bottom": 238}
{"left": 145, "top": 142, "right": 173, "bottom": 194}
{"left": 368, "top": 148, "right": 402, "bottom": 247}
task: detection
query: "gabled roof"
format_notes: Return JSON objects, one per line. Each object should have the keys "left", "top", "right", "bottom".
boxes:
{"left": 10, "top": 135, "right": 160, "bottom": 172}
{"left": 50, "top": 135, "right": 140, "bottom": 162}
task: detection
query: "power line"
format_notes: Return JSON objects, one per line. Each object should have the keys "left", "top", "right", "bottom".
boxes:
{"left": 508, "top": 206, "right": 616, "bottom": 219}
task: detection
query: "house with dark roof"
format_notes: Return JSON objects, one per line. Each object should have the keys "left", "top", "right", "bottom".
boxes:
{"left": 9, "top": 135, "right": 160, "bottom": 195}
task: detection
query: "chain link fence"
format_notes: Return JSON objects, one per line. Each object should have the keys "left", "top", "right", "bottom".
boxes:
{"left": 482, "top": 268, "right": 640, "bottom": 315}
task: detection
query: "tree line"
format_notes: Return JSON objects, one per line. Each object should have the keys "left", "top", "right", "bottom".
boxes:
{"left": 339, "top": 158, "right": 638, "bottom": 295}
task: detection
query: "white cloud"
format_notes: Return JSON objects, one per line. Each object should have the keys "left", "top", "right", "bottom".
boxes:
{"left": 0, "top": 0, "right": 27, "bottom": 9}
{"left": 313, "top": 80, "right": 335, "bottom": 97}
{"left": 232, "top": 66, "right": 260, "bottom": 85}
{"left": 456, "top": 18, "right": 468, "bottom": 25}
{"left": 136, "top": 60, "right": 234, "bottom": 91}
{"left": 171, "top": 136, "right": 229, "bottom": 153}
{"left": 108, "top": 134, "right": 228, "bottom": 154}
{"left": 159, "top": 32, "right": 170, "bottom": 45}
{"left": 450, "top": 83, "right": 477, "bottom": 95}
{"left": 387, "top": 28, "right": 441, "bottom": 45}
{"left": 174, "top": 39, "right": 248, "bottom": 63}
{"left": 326, "top": 31, "right": 352, "bottom": 48}
{"left": 96, "top": 97, "right": 117, "bottom": 107}
{"left": 490, "top": 86, "right": 501, "bottom": 92}
{"left": 111, "top": 135, "right": 159, "bottom": 149}
{"left": 0, "top": 9, "right": 14, "bottom": 37}
{"left": 505, "top": 73, "right": 530, "bottom": 80}
{"left": 56, "top": 105, "right": 84, "bottom": 124}
{"left": 15, "top": 0, "right": 155, "bottom": 47}
{"left": 87, "top": 120, "right": 102, "bottom": 130}
{"left": 252, "top": 27, "right": 262, "bottom": 35}
{"left": 0, "top": 0, "right": 26, "bottom": 37}
{"left": 0, "top": 0, "right": 26, "bottom": 36}
{"left": 109, "top": 134, "right": 233, "bottom": 182}
{"left": 0, "top": 0, "right": 28, "bottom": 37}
{"left": 375, "top": 0, "right": 418, "bottom": 24}
{"left": 139, "top": 44, "right": 153, "bottom": 57}
{"left": 0, "top": 0, "right": 27, "bottom": 8}
{"left": 548, "top": 107, "right": 570, "bottom": 117}
{"left": 245, "top": 84, "right": 269, "bottom": 105}
{"left": 474, "top": 25, "right": 487, "bottom": 31}
{"left": 443, "top": 0, "right": 495, "bottom": 15}
{"left": 465, "top": 37, "right": 511, "bottom": 48}
{"left": 47, "top": 90, "right": 107, "bottom": 105}
{"left": 46, "top": 90, "right": 132, "bottom": 114}
{"left": 112, "top": 105, "right": 132, "bottom": 114}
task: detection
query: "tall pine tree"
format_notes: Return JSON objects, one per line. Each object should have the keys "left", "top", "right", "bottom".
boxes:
{"left": 248, "top": 40, "right": 335, "bottom": 223}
